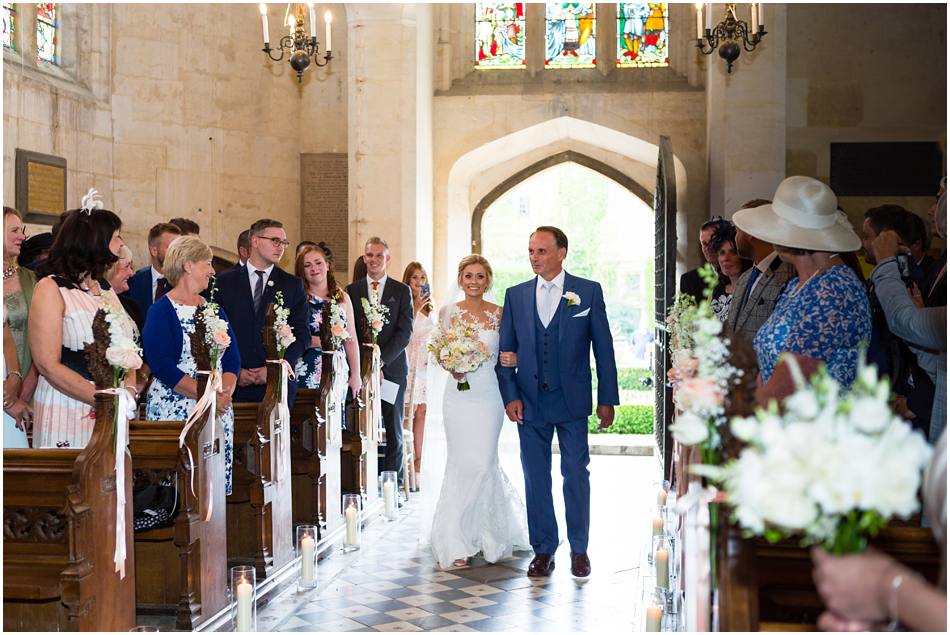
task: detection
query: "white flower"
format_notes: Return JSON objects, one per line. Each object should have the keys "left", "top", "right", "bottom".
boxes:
{"left": 849, "top": 396, "right": 892, "bottom": 434}
{"left": 563, "top": 291, "right": 581, "bottom": 306}
{"left": 783, "top": 388, "right": 820, "bottom": 420}
{"left": 670, "top": 411, "right": 709, "bottom": 446}
{"left": 730, "top": 416, "right": 759, "bottom": 443}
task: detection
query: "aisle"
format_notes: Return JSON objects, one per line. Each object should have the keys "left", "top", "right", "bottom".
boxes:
{"left": 258, "top": 410, "right": 662, "bottom": 632}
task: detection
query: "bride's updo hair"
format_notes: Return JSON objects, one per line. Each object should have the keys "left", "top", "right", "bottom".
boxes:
{"left": 456, "top": 254, "right": 493, "bottom": 290}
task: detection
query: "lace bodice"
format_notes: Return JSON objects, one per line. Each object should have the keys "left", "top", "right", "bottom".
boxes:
{"left": 439, "top": 304, "right": 502, "bottom": 364}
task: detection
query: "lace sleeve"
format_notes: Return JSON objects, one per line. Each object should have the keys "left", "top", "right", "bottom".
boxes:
{"left": 438, "top": 304, "right": 456, "bottom": 330}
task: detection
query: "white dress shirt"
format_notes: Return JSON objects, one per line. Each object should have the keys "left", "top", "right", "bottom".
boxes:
{"left": 150, "top": 265, "right": 165, "bottom": 299}
{"left": 749, "top": 251, "right": 779, "bottom": 296}
{"left": 536, "top": 269, "right": 566, "bottom": 327}
{"left": 247, "top": 263, "right": 275, "bottom": 295}
{"left": 367, "top": 274, "right": 388, "bottom": 299}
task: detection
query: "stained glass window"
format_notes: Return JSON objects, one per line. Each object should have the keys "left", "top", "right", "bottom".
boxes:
{"left": 36, "top": 2, "right": 57, "bottom": 64}
{"left": 617, "top": 3, "right": 669, "bottom": 68}
{"left": 2, "top": 3, "right": 15, "bottom": 50}
{"left": 545, "top": 3, "right": 596, "bottom": 69}
{"left": 474, "top": 3, "right": 525, "bottom": 70}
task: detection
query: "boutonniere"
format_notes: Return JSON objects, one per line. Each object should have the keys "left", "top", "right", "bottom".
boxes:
{"left": 267, "top": 280, "right": 274, "bottom": 287}
{"left": 563, "top": 291, "right": 581, "bottom": 307}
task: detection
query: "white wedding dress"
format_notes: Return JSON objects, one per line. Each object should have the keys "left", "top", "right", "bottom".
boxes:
{"left": 429, "top": 305, "right": 530, "bottom": 568}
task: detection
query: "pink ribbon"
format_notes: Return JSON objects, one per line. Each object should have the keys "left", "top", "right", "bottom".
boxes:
{"left": 179, "top": 370, "right": 221, "bottom": 522}
{"left": 95, "top": 387, "right": 137, "bottom": 580}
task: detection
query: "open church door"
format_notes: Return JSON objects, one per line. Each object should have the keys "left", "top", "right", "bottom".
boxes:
{"left": 653, "top": 136, "right": 677, "bottom": 481}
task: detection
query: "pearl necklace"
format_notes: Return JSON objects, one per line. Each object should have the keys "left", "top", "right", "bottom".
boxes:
{"left": 789, "top": 255, "right": 840, "bottom": 296}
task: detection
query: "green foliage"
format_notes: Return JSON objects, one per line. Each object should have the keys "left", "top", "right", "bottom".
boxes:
{"left": 588, "top": 405, "right": 654, "bottom": 434}
{"left": 592, "top": 367, "right": 653, "bottom": 391}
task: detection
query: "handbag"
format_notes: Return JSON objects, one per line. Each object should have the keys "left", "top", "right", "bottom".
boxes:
{"left": 133, "top": 472, "right": 179, "bottom": 532}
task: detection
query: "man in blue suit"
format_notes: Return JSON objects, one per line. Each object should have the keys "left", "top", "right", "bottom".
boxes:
{"left": 214, "top": 219, "right": 309, "bottom": 404}
{"left": 125, "top": 222, "right": 181, "bottom": 317}
{"left": 496, "top": 226, "right": 618, "bottom": 579}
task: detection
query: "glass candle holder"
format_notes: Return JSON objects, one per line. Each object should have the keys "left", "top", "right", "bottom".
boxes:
{"left": 297, "top": 524, "right": 318, "bottom": 589}
{"left": 230, "top": 565, "right": 257, "bottom": 632}
{"left": 644, "top": 588, "right": 664, "bottom": 632}
{"left": 653, "top": 533, "right": 672, "bottom": 591}
{"left": 128, "top": 627, "right": 159, "bottom": 632}
{"left": 381, "top": 471, "right": 398, "bottom": 521}
{"left": 342, "top": 494, "right": 361, "bottom": 551}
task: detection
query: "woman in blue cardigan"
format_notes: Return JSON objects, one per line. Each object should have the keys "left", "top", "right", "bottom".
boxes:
{"left": 143, "top": 236, "right": 240, "bottom": 494}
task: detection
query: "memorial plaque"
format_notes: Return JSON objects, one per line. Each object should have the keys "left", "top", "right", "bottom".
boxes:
{"left": 15, "top": 149, "right": 67, "bottom": 225}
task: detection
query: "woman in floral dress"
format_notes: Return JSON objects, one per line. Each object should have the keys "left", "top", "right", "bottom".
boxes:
{"left": 143, "top": 236, "right": 240, "bottom": 494}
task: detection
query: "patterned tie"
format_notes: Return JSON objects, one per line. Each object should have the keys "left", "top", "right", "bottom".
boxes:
{"left": 154, "top": 277, "right": 169, "bottom": 302}
{"left": 253, "top": 270, "right": 266, "bottom": 312}
{"left": 371, "top": 280, "right": 380, "bottom": 301}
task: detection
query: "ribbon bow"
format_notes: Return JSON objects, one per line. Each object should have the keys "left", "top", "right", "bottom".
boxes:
{"left": 326, "top": 350, "right": 348, "bottom": 448}
{"left": 95, "top": 387, "right": 137, "bottom": 579}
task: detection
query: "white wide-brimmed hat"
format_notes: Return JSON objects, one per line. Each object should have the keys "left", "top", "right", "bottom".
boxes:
{"left": 732, "top": 176, "right": 861, "bottom": 252}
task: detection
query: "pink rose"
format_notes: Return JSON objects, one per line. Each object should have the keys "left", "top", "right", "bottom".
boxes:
{"left": 673, "top": 377, "right": 722, "bottom": 413}
{"left": 107, "top": 347, "right": 143, "bottom": 370}
{"left": 372, "top": 319, "right": 383, "bottom": 332}
{"left": 213, "top": 330, "right": 231, "bottom": 347}
{"left": 277, "top": 325, "right": 293, "bottom": 339}
{"left": 331, "top": 323, "right": 346, "bottom": 338}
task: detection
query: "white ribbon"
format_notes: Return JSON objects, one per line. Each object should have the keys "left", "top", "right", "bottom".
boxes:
{"left": 326, "top": 350, "right": 348, "bottom": 448}
{"left": 179, "top": 370, "right": 221, "bottom": 522}
{"left": 675, "top": 482, "right": 718, "bottom": 632}
{"left": 96, "top": 387, "right": 136, "bottom": 580}
{"left": 266, "top": 359, "right": 295, "bottom": 483}
{"left": 367, "top": 344, "right": 383, "bottom": 443}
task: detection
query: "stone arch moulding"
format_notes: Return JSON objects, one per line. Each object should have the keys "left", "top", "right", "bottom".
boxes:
{"left": 443, "top": 116, "right": 688, "bottom": 280}
{"left": 470, "top": 150, "right": 655, "bottom": 254}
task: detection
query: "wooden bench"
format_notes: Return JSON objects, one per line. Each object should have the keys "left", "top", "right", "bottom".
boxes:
{"left": 341, "top": 349, "right": 379, "bottom": 509}
{"left": 128, "top": 375, "right": 228, "bottom": 630}
{"left": 3, "top": 392, "right": 135, "bottom": 632}
{"left": 227, "top": 360, "right": 294, "bottom": 579}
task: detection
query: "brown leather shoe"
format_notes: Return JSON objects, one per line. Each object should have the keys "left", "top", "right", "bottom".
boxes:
{"left": 570, "top": 552, "right": 591, "bottom": 577}
{"left": 527, "top": 553, "right": 555, "bottom": 577}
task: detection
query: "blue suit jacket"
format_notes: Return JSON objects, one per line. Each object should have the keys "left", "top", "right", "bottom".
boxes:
{"left": 214, "top": 264, "right": 309, "bottom": 403}
{"left": 125, "top": 265, "right": 154, "bottom": 319}
{"left": 495, "top": 272, "right": 619, "bottom": 422}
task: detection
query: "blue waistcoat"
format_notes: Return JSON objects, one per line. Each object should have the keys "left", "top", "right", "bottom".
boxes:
{"left": 535, "top": 304, "right": 563, "bottom": 393}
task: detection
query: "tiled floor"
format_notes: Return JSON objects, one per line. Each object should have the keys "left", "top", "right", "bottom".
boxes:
{"left": 257, "top": 406, "right": 662, "bottom": 633}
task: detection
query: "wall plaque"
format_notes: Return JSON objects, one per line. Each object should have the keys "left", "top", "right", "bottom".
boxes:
{"left": 15, "top": 149, "right": 67, "bottom": 225}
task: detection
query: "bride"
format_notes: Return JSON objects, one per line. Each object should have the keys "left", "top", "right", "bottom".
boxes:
{"left": 430, "top": 254, "right": 529, "bottom": 569}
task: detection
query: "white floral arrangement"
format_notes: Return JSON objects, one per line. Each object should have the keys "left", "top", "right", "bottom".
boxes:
{"left": 273, "top": 291, "right": 295, "bottom": 358}
{"left": 699, "top": 357, "right": 932, "bottom": 554}
{"left": 202, "top": 279, "right": 231, "bottom": 369}
{"left": 563, "top": 291, "right": 581, "bottom": 307}
{"left": 361, "top": 295, "right": 390, "bottom": 343}
{"left": 327, "top": 295, "right": 350, "bottom": 350}
{"left": 427, "top": 314, "right": 493, "bottom": 391}
{"left": 102, "top": 290, "right": 143, "bottom": 378}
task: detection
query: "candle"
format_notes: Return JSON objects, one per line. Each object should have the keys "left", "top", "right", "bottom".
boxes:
{"left": 750, "top": 2, "right": 758, "bottom": 33}
{"left": 300, "top": 534, "right": 315, "bottom": 582}
{"left": 344, "top": 503, "right": 358, "bottom": 545}
{"left": 657, "top": 489, "right": 668, "bottom": 506}
{"left": 646, "top": 604, "right": 663, "bottom": 632}
{"left": 236, "top": 577, "right": 253, "bottom": 631}
{"left": 695, "top": 2, "right": 703, "bottom": 39}
{"left": 705, "top": 2, "right": 711, "bottom": 31}
{"left": 652, "top": 516, "right": 665, "bottom": 538}
{"left": 383, "top": 480, "right": 396, "bottom": 518}
{"left": 259, "top": 3, "right": 269, "bottom": 46}
{"left": 287, "top": 13, "right": 296, "bottom": 37}
{"left": 324, "top": 11, "right": 332, "bottom": 51}
{"left": 655, "top": 548, "right": 670, "bottom": 588}
{"left": 758, "top": 2, "right": 765, "bottom": 29}
{"left": 307, "top": 2, "right": 316, "bottom": 38}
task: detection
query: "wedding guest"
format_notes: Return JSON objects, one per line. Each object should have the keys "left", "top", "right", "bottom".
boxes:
{"left": 708, "top": 222, "right": 751, "bottom": 322}
{"left": 215, "top": 218, "right": 309, "bottom": 404}
{"left": 346, "top": 237, "right": 414, "bottom": 485}
{"left": 402, "top": 261, "right": 435, "bottom": 483}
{"left": 143, "top": 236, "right": 240, "bottom": 494}
{"left": 296, "top": 240, "right": 317, "bottom": 258}
{"left": 125, "top": 222, "right": 181, "bottom": 318}
{"left": 924, "top": 181, "right": 946, "bottom": 308}
{"left": 169, "top": 217, "right": 200, "bottom": 236}
{"left": 733, "top": 177, "right": 870, "bottom": 406}
{"left": 908, "top": 212, "right": 936, "bottom": 281}
{"left": 3, "top": 207, "right": 37, "bottom": 408}
{"left": 810, "top": 430, "right": 946, "bottom": 632}
{"left": 107, "top": 245, "right": 143, "bottom": 333}
{"left": 727, "top": 199, "right": 796, "bottom": 349}
{"left": 30, "top": 204, "right": 138, "bottom": 449}
{"left": 679, "top": 217, "right": 728, "bottom": 303}
{"left": 17, "top": 231, "right": 52, "bottom": 270}
{"left": 352, "top": 255, "right": 367, "bottom": 284}
{"left": 4, "top": 320, "right": 30, "bottom": 446}
{"left": 236, "top": 229, "right": 250, "bottom": 268}
{"left": 294, "top": 243, "right": 361, "bottom": 401}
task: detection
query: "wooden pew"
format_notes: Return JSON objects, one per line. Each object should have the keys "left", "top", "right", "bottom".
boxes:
{"left": 717, "top": 514, "right": 941, "bottom": 631}
{"left": 128, "top": 375, "right": 228, "bottom": 630}
{"left": 3, "top": 391, "right": 135, "bottom": 632}
{"left": 227, "top": 359, "right": 294, "bottom": 579}
{"left": 341, "top": 345, "right": 379, "bottom": 508}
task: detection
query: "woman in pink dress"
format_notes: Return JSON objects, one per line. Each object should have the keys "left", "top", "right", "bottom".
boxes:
{"left": 402, "top": 262, "right": 435, "bottom": 485}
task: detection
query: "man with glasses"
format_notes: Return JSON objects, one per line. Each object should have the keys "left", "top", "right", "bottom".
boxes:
{"left": 215, "top": 218, "right": 309, "bottom": 404}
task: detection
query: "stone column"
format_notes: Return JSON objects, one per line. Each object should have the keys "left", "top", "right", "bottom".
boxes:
{"left": 705, "top": 2, "right": 787, "bottom": 218}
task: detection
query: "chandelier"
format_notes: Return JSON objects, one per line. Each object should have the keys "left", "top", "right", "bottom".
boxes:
{"left": 695, "top": 3, "right": 767, "bottom": 74}
{"left": 259, "top": 3, "right": 333, "bottom": 82}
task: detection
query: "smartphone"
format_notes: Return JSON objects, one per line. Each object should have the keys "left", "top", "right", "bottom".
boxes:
{"left": 420, "top": 283, "right": 430, "bottom": 297}
{"left": 895, "top": 253, "right": 913, "bottom": 288}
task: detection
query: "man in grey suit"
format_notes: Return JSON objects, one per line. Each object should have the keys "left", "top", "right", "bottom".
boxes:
{"left": 727, "top": 199, "right": 796, "bottom": 348}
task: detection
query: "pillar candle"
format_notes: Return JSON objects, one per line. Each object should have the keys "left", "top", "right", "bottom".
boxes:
{"left": 236, "top": 577, "right": 253, "bottom": 631}
{"left": 705, "top": 2, "right": 712, "bottom": 31}
{"left": 300, "top": 534, "right": 315, "bottom": 582}
{"left": 657, "top": 489, "right": 668, "bottom": 506}
{"left": 652, "top": 516, "right": 665, "bottom": 538}
{"left": 758, "top": 2, "right": 765, "bottom": 29}
{"left": 307, "top": 2, "right": 316, "bottom": 38}
{"left": 695, "top": 3, "right": 703, "bottom": 39}
{"left": 259, "top": 4, "right": 269, "bottom": 46}
{"left": 383, "top": 480, "right": 396, "bottom": 517}
{"left": 750, "top": 3, "right": 758, "bottom": 33}
{"left": 646, "top": 604, "right": 663, "bottom": 632}
{"left": 655, "top": 548, "right": 670, "bottom": 588}
{"left": 345, "top": 504, "right": 359, "bottom": 545}
{"left": 325, "top": 11, "right": 332, "bottom": 51}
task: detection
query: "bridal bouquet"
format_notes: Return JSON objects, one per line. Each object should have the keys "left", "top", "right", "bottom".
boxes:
{"left": 699, "top": 357, "right": 932, "bottom": 554}
{"left": 361, "top": 295, "right": 390, "bottom": 343}
{"left": 428, "top": 315, "right": 492, "bottom": 391}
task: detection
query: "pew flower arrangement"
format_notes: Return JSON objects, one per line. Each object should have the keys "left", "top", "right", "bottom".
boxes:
{"left": 361, "top": 295, "right": 390, "bottom": 343}
{"left": 201, "top": 279, "right": 231, "bottom": 370}
{"left": 427, "top": 314, "right": 493, "bottom": 391}
{"left": 327, "top": 295, "right": 351, "bottom": 350}
{"left": 273, "top": 291, "right": 296, "bottom": 358}
{"left": 701, "top": 356, "right": 932, "bottom": 554}
{"left": 102, "top": 290, "right": 144, "bottom": 382}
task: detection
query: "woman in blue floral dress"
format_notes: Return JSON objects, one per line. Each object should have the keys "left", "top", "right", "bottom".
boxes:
{"left": 731, "top": 177, "right": 871, "bottom": 405}
{"left": 294, "top": 243, "right": 362, "bottom": 408}
{"left": 143, "top": 237, "right": 241, "bottom": 494}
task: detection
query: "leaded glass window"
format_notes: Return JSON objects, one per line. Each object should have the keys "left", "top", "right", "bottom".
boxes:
{"left": 474, "top": 3, "right": 525, "bottom": 70}
{"left": 36, "top": 2, "right": 57, "bottom": 64}
{"left": 3, "top": 3, "right": 15, "bottom": 50}
{"left": 617, "top": 3, "right": 669, "bottom": 68}
{"left": 545, "top": 2, "right": 596, "bottom": 69}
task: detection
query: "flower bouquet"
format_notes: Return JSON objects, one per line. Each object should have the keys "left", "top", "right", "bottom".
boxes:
{"left": 360, "top": 295, "right": 390, "bottom": 343}
{"left": 427, "top": 315, "right": 493, "bottom": 391}
{"left": 273, "top": 291, "right": 296, "bottom": 358}
{"left": 327, "top": 295, "right": 350, "bottom": 351}
{"left": 699, "top": 356, "right": 932, "bottom": 554}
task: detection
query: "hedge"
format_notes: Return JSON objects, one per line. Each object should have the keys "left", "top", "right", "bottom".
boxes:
{"left": 587, "top": 404, "right": 654, "bottom": 435}
{"left": 592, "top": 367, "right": 654, "bottom": 392}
